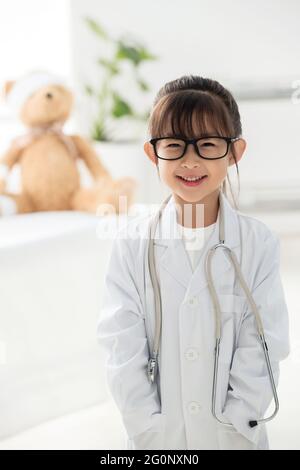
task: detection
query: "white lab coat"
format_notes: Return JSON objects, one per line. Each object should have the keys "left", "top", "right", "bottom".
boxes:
{"left": 97, "top": 192, "right": 290, "bottom": 450}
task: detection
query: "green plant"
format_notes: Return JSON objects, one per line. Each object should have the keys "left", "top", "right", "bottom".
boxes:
{"left": 84, "top": 17, "right": 158, "bottom": 142}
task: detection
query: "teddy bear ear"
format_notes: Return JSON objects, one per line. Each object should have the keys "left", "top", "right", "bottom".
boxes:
{"left": 1, "top": 80, "right": 15, "bottom": 101}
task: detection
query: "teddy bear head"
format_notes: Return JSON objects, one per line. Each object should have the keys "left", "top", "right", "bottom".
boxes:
{"left": 19, "top": 84, "right": 73, "bottom": 127}
{"left": 5, "top": 72, "right": 74, "bottom": 127}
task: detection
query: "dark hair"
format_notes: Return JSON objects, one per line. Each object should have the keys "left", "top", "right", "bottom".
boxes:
{"left": 147, "top": 75, "right": 242, "bottom": 209}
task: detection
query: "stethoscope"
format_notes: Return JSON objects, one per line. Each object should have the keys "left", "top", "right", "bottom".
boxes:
{"left": 147, "top": 192, "right": 279, "bottom": 429}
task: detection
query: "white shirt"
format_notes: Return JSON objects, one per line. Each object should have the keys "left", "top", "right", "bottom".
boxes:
{"left": 178, "top": 222, "right": 216, "bottom": 271}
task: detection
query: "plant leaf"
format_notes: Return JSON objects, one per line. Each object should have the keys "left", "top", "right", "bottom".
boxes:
{"left": 115, "top": 42, "right": 158, "bottom": 65}
{"left": 137, "top": 46, "right": 158, "bottom": 62}
{"left": 111, "top": 93, "right": 133, "bottom": 117}
{"left": 91, "top": 119, "right": 108, "bottom": 141}
{"left": 84, "top": 17, "right": 109, "bottom": 40}
{"left": 97, "top": 58, "right": 119, "bottom": 75}
{"left": 115, "top": 41, "right": 143, "bottom": 65}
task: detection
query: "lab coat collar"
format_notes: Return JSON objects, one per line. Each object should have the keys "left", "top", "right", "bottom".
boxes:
{"left": 153, "top": 191, "right": 241, "bottom": 295}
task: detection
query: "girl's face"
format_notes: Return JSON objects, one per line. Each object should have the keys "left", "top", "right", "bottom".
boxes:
{"left": 144, "top": 117, "right": 246, "bottom": 207}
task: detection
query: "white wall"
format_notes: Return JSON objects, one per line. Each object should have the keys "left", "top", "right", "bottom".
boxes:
{"left": 0, "top": 0, "right": 74, "bottom": 147}
{"left": 0, "top": 0, "right": 72, "bottom": 83}
{"left": 70, "top": 0, "right": 300, "bottom": 124}
{"left": 237, "top": 99, "right": 300, "bottom": 188}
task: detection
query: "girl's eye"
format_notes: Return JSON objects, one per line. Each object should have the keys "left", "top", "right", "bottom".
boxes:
{"left": 201, "top": 142, "right": 215, "bottom": 147}
{"left": 167, "top": 143, "right": 180, "bottom": 147}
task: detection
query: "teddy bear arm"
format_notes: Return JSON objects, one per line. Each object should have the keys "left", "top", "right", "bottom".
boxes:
{"left": 1, "top": 143, "right": 22, "bottom": 168}
{"left": 71, "top": 135, "right": 112, "bottom": 182}
{"left": 0, "top": 144, "right": 22, "bottom": 191}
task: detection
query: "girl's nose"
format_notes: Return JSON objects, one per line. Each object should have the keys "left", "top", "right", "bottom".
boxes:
{"left": 181, "top": 143, "right": 201, "bottom": 165}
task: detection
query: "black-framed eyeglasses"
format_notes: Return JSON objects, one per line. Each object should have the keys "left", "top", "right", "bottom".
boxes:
{"left": 149, "top": 135, "right": 240, "bottom": 160}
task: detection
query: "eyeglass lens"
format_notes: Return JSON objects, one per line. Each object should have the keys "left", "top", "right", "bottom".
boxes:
{"left": 155, "top": 137, "right": 228, "bottom": 159}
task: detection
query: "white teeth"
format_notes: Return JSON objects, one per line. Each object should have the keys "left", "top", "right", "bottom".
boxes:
{"left": 179, "top": 176, "right": 204, "bottom": 181}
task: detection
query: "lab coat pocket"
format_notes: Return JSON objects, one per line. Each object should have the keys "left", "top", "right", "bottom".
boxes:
{"left": 126, "top": 412, "right": 166, "bottom": 450}
{"left": 216, "top": 422, "right": 258, "bottom": 450}
{"left": 217, "top": 294, "right": 247, "bottom": 365}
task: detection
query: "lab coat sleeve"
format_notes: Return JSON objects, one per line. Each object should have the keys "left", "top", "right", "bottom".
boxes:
{"left": 96, "top": 232, "right": 163, "bottom": 440}
{"left": 222, "top": 231, "right": 290, "bottom": 447}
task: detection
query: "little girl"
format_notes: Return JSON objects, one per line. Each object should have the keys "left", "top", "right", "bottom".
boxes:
{"left": 97, "top": 75, "right": 290, "bottom": 450}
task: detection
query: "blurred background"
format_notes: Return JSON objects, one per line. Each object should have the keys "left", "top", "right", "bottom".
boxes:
{"left": 0, "top": 0, "right": 299, "bottom": 450}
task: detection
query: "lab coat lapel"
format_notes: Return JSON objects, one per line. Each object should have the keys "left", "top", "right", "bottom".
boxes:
{"left": 153, "top": 192, "right": 241, "bottom": 297}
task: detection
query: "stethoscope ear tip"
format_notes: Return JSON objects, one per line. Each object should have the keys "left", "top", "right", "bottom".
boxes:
{"left": 249, "top": 420, "right": 258, "bottom": 428}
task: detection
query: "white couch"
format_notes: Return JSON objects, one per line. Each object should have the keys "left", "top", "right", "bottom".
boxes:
{"left": 0, "top": 133, "right": 168, "bottom": 449}
{"left": 0, "top": 208, "right": 139, "bottom": 449}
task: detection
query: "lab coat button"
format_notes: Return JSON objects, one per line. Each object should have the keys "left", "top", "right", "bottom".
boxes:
{"left": 187, "top": 401, "right": 202, "bottom": 414}
{"left": 185, "top": 348, "right": 199, "bottom": 361}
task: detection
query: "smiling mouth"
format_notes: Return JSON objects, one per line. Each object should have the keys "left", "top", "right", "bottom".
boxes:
{"left": 176, "top": 175, "right": 207, "bottom": 182}
{"left": 175, "top": 175, "right": 208, "bottom": 187}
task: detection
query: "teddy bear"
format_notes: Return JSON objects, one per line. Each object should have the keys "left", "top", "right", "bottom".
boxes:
{"left": 0, "top": 71, "right": 137, "bottom": 216}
